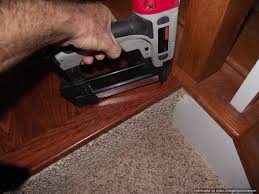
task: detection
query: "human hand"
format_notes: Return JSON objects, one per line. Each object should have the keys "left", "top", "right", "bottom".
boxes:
{"left": 64, "top": 3, "right": 121, "bottom": 65}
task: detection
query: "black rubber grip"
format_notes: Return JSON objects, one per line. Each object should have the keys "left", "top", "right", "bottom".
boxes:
{"left": 111, "top": 21, "right": 135, "bottom": 38}
{"left": 111, "top": 14, "right": 153, "bottom": 39}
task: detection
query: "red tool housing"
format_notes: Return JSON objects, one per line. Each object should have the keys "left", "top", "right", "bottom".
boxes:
{"left": 132, "top": 0, "right": 179, "bottom": 15}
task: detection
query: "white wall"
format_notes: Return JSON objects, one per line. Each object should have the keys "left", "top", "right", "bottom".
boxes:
{"left": 230, "top": 59, "right": 259, "bottom": 112}
{"left": 174, "top": 94, "right": 250, "bottom": 188}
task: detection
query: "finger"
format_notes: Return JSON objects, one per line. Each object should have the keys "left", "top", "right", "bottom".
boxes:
{"left": 95, "top": 53, "right": 105, "bottom": 61}
{"left": 103, "top": 11, "right": 121, "bottom": 58}
{"left": 101, "top": 33, "right": 122, "bottom": 59}
{"left": 83, "top": 56, "right": 94, "bottom": 65}
{"left": 110, "top": 12, "right": 117, "bottom": 23}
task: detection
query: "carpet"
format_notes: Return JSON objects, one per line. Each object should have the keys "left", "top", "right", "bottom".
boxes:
{"left": 13, "top": 89, "right": 224, "bottom": 194}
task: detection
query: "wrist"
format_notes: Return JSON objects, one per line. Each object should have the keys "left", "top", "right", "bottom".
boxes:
{"left": 46, "top": 2, "right": 78, "bottom": 45}
{"left": 55, "top": 3, "right": 94, "bottom": 44}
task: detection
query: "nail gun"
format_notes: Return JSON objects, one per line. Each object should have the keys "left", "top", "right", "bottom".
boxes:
{"left": 54, "top": 0, "right": 179, "bottom": 107}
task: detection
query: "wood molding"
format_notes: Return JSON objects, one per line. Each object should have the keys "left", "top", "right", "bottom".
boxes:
{"left": 0, "top": 69, "right": 180, "bottom": 175}
{"left": 177, "top": 0, "right": 253, "bottom": 82}
{"left": 0, "top": 0, "right": 182, "bottom": 175}
{"left": 173, "top": 65, "right": 196, "bottom": 88}
{"left": 234, "top": 122, "right": 259, "bottom": 191}
{"left": 175, "top": 63, "right": 259, "bottom": 190}
{"left": 175, "top": 64, "right": 259, "bottom": 138}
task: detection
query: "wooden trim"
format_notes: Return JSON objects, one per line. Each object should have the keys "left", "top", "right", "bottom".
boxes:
{"left": 177, "top": 0, "right": 253, "bottom": 82}
{"left": 175, "top": 63, "right": 259, "bottom": 190}
{"left": 0, "top": 72, "right": 180, "bottom": 175}
{"left": 234, "top": 122, "right": 259, "bottom": 191}
{"left": 0, "top": 0, "right": 181, "bottom": 176}
{"left": 173, "top": 65, "right": 196, "bottom": 88}
{"left": 174, "top": 64, "right": 259, "bottom": 138}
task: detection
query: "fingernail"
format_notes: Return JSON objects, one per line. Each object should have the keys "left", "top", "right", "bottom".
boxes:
{"left": 83, "top": 56, "right": 94, "bottom": 65}
{"left": 95, "top": 54, "right": 105, "bottom": 61}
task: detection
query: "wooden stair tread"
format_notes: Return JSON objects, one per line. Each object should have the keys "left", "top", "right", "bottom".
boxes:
{"left": 227, "top": 10, "right": 259, "bottom": 77}
{"left": 175, "top": 64, "right": 259, "bottom": 138}
{"left": 0, "top": 0, "right": 187, "bottom": 174}
{"left": 0, "top": 0, "right": 180, "bottom": 175}
{"left": 0, "top": 69, "right": 180, "bottom": 174}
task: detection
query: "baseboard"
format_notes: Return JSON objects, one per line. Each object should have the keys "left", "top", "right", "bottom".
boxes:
{"left": 174, "top": 92, "right": 250, "bottom": 188}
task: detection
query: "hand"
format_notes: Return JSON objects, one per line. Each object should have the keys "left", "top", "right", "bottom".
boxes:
{"left": 64, "top": 3, "right": 121, "bottom": 65}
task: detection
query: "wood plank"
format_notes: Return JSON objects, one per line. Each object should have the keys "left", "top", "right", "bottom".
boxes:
{"left": 0, "top": 59, "right": 81, "bottom": 155}
{"left": 0, "top": 27, "right": 184, "bottom": 156}
{"left": 234, "top": 122, "right": 259, "bottom": 190}
{"left": 0, "top": 0, "right": 181, "bottom": 177}
{"left": 175, "top": 64, "right": 259, "bottom": 138}
{"left": 0, "top": 0, "right": 184, "bottom": 172}
{"left": 0, "top": 0, "right": 132, "bottom": 156}
{"left": 227, "top": 11, "right": 259, "bottom": 77}
{"left": 177, "top": 0, "right": 253, "bottom": 82}
{"left": 0, "top": 71, "right": 180, "bottom": 175}
{"left": 175, "top": 63, "right": 259, "bottom": 188}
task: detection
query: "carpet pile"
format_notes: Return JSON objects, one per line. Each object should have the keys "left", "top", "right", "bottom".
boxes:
{"left": 14, "top": 90, "right": 224, "bottom": 193}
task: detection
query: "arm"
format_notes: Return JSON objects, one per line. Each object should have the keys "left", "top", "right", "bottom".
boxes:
{"left": 0, "top": 0, "right": 121, "bottom": 72}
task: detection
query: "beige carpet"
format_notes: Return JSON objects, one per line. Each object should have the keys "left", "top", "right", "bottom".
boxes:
{"left": 14, "top": 90, "right": 224, "bottom": 194}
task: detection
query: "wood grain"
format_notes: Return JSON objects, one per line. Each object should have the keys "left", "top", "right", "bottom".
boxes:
{"left": 177, "top": 0, "right": 253, "bottom": 82}
{"left": 175, "top": 63, "right": 259, "bottom": 188}
{"left": 227, "top": 11, "right": 259, "bottom": 77}
{"left": 0, "top": 0, "right": 133, "bottom": 156}
{"left": 181, "top": 64, "right": 259, "bottom": 138}
{"left": 0, "top": 0, "right": 183, "bottom": 173}
{"left": 173, "top": 65, "right": 196, "bottom": 88}
{"left": 0, "top": 60, "right": 81, "bottom": 155}
{"left": 0, "top": 70, "right": 180, "bottom": 174}
{"left": 234, "top": 123, "right": 259, "bottom": 190}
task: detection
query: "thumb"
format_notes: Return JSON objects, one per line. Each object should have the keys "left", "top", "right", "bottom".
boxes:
{"left": 104, "top": 10, "right": 122, "bottom": 58}
{"left": 101, "top": 32, "right": 122, "bottom": 59}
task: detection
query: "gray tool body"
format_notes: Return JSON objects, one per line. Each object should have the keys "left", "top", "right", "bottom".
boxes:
{"left": 54, "top": 5, "right": 179, "bottom": 107}
{"left": 55, "top": 8, "right": 178, "bottom": 70}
